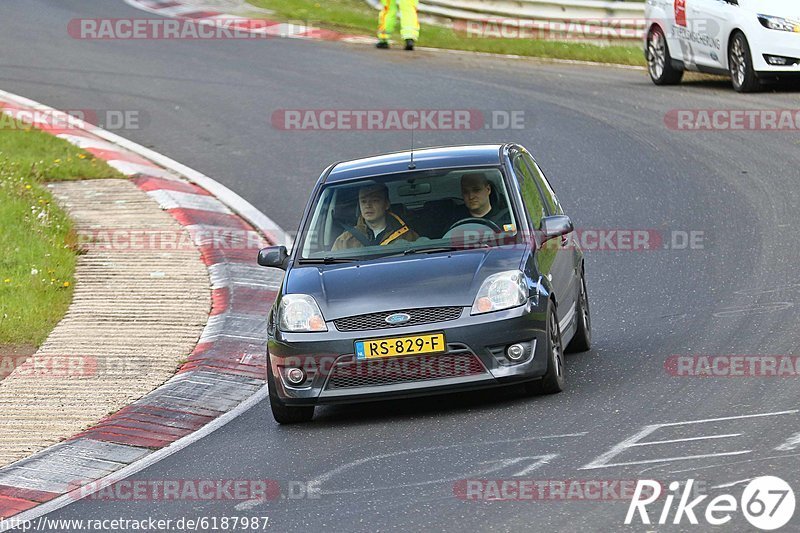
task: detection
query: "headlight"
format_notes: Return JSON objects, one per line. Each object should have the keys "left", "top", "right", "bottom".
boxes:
{"left": 758, "top": 14, "right": 800, "bottom": 32}
{"left": 278, "top": 295, "right": 328, "bottom": 332}
{"left": 471, "top": 270, "right": 528, "bottom": 315}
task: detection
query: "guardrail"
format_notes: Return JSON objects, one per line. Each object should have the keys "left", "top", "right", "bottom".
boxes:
{"left": 365, "top": 0, "right": 647, "bottom": 42}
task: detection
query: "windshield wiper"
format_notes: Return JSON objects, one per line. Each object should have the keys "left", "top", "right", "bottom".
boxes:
{"left": 297, "top": 257, "right": 356, "bottom": 264}
{"left": 401, "top": 244, "right": 489, "bottom": 256}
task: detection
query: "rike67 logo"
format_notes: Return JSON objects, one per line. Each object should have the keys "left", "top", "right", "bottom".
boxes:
{"left": 626, "top": 477, "right": 795, "bottom": 530}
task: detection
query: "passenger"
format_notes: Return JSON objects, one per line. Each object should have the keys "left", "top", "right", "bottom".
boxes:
{"left": 332, "top": 183, "right": 419, "bottom": 250}
{"left": 456, "top": 172, "right": 512, "bottom": 228}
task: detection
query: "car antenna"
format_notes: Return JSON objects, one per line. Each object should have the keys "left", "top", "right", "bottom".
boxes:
{"left": 408, "top": 123, "right": 416, "bottom": 170}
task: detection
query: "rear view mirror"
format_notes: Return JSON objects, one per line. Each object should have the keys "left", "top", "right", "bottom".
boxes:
{"left": 397, "top": 182, "right": 432, "bottom": 196}
{"left": 541, "top": 215, "right": 574, "bottom": 243}
{"left": 258, "top": 246, "right": 289, "bottom": 269}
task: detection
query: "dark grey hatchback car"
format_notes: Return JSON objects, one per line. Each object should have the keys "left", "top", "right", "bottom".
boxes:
{"left": 258, "top": 144, "right": 591, "bottom": 423}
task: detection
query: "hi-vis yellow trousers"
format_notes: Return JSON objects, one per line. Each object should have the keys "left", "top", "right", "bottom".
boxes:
{"left": 377, "top": 0, "right": 419, "bottom": 41}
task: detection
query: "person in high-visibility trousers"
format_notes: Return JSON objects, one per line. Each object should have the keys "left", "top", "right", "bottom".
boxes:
{"left": 376, "top": 0, "right": 419, "bottom": 50}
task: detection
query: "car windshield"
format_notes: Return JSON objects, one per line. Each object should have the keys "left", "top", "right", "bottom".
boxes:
{"left": 298, "top": 167, "right": 520, "bottom": 260}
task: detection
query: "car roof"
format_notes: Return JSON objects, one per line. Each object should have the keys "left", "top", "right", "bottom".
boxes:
{"left": 325, "top": 144, "right": 507, "bottom": 183}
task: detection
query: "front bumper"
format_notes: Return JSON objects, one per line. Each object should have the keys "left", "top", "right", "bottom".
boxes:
{"left": 752, "top": 28, "right": 800, "bottom": 75}
{"left": 268, "top": 300, "right": 549, "bottom": 406}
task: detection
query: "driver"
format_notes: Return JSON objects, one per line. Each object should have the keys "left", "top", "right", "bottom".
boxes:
{"left": 455, "top": 172, "right": 512, "bottom": 228}
{"left": 332, "top": 183, "right": 419, "bottom": 250}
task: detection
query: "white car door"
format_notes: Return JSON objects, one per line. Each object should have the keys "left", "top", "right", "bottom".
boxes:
{"left": 686, "top": 0, "right": 734, "bottom": 69}
{"left": 662, "top": 0, "right": 689, "bottom": 64}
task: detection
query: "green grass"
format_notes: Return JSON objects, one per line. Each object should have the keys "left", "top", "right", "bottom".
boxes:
{"left": 247, "top": 0, "right": 646, "bottom": 66}
{"left": 0, "top": 122, "right": 123, "bottom": 346}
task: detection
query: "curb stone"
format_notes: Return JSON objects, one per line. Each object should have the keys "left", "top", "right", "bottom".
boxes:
{"left": 0, "top": 91, "right": 283, "bottom": 523}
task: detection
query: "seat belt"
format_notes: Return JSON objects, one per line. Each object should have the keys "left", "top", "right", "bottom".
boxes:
{"left": 340, "top": 223, "right": 372, "bottom": 247}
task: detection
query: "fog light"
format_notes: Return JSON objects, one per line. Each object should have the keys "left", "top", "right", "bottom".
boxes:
{"left": 506, "top": 343, "right": 525, "bottom": 362}
{"left": 764, "top": 54, "right": 800, "bottom": 66}
{"left": 285, "top": 367, "right": 306, "bottom": 386}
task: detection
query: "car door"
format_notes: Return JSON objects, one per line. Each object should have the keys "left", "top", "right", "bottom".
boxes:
{"left": 521, "top": 154, "right": 579, "bottom": 322}
{"left": 666, "top": 0, "right": 688, "bottom": 63}
{"left": 665, "top": 0, "right": 692, "bottom": 65}
{"left": 686, "top": 0, "right": 732, "bottom": 68}
{"left": 511, "top": 151, "right": 577, "bottom": 328}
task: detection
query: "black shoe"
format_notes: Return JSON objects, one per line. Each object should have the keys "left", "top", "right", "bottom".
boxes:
{"left": 404, "top": 39, "right": 414, "bottom": 50}
{"left": 376, "top": 40, "right": 389, "bottom": 49}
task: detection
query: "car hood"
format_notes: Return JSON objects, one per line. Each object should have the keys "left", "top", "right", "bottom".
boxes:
{"left": 747, "top": 0, "right": 800, "bottom": 18}
{"left": 285, "top": 246, "right": 527, "bottom": 321}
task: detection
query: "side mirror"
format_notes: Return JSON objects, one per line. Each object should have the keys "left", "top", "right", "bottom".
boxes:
{"left": 258, "top": 246, "right": 289, "bottom": 269}
{"left": 540, "top": 215, "right": 574, "bottom": 243}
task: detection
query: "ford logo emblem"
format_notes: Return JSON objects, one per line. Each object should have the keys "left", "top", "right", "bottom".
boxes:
{"left": 385, "top": 313, "right": 411, "bottom": 325}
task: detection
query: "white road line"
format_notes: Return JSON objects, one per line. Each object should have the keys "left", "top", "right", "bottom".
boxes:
{"left": 311, "top": 433, "right": 586, "bottom": 487}
{"left": 581, "top": 410, "right": 798, "bottom": 470}
{"left": 237, "top": 448, "right": 566, "bottom": 509}
{"left": 583, "top": 450, "right": 752, "bottom": 470}
{"left": 650, "top": 409, "right": 799, "bottom": 428}
{"left": 512, "top": 454, "right": 559, "bottom": 477}
{"left": 710, "top": 478, "right": 753, "bottom": 490}
{"left": 475, "top": 454, "right": 558, "bottom": 477}
{"left": 634, "top": 434, "right": 741, "bottom": 446}
{"left": 775, "top": 431, "right": 800, "bottom": 451}
{"left": 667, "top": 452, "right": 800, "bottom": 475}
{"left": 580, "top": 425, "right": 659, "bottom": 470}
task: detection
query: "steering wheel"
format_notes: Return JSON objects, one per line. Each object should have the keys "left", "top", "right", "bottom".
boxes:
{"left": 446, "top": 217, "right": 502, "bottom": 233}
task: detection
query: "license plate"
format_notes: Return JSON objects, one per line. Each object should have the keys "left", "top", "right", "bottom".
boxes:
{"left": 355, "top": 332, "right": 446, "bottom": 360}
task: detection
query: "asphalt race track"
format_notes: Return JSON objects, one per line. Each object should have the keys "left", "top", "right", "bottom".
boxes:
{"left": 2, "top": 0, "right": 800, "bottom": 530}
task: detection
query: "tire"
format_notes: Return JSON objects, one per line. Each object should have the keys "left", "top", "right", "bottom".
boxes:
{"left": 524, "top": 305, "right": 565, "bottom": 395}
{"left": 268, "top": 364, "right": 314, "bottom": 424}
{"left": 566, "top": 271, "right": 591, "bottom": 353}
{"left": 646, "top": 26, "right": 684, "bottom": 86}
{"left": 729, "top": 31, "right": 760, "bottom": 93}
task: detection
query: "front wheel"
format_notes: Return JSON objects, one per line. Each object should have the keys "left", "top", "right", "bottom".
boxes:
{"left": 646, "top": 26, "right": 683, "bottom": 86}
{"left": 524, "top": 306, "right": 565, "bottom": 395}
{"left": 729, "top": 32, "right": 760, "bottom": 93}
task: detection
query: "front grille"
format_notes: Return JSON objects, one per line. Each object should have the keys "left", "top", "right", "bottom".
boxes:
{"left": 334, "top": 307, "right": 463, "bottom": 332}
{"left": 325, "top": 351, "right": 486, "bottom": 390}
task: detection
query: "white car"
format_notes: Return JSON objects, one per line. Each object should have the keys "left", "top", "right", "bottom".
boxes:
{"left": 644, "top": 0, "right": 800, "bottom": 92}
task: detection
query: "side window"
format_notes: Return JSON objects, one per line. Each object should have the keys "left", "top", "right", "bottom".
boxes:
{"left": 302, "top": 187, "right": 334, "bottom": 256}
{"left": 512, "top": 155, "right": 547, "bottom": 230}
{"left": 521, "top": 153, "right": 563, "bottom": 216}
